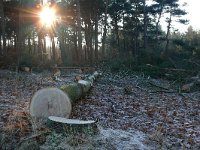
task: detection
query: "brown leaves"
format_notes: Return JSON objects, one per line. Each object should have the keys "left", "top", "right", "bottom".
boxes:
{"left": 0, "top": 69, "right": 200, "bottom": 149}
{"left": 72, "top": 72, "right": 200, "bottom": 149}
{"left": 187, "top": 137, "right": 195, "bottom": 145}
{"left": 172, "top": 111, "right": 177, "bottom": 116}
{"left": 3, "top": 111, "right": 32, "bottom": 137}
{"left": 146, "top": 109, "right": 155, "bottom": 118}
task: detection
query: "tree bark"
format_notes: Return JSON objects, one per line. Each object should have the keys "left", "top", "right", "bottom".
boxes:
{"left": 16, "top": 1, "right": 24, "bottom": 66}
{"left": 162, "top": 9, "right": 172, "bottom": 58}
{"left": 155, "top": 1, "right": 164, "bottom": 44}
{"left": 114, "top": 15, "right": 120, "bottom": 52}
{"left": 133, "top": 3, "right": 139, "bottom": 63}
{"left": 28, "top": 35, "right": 32, "bottom": 54}
{"left": 38, "top": 33, "right": 43, "bottom": 58}
{"left": 88, "top": 17, "right": 93, "bottom": 63}
{"left": 30, "top": 71, "right": 100, "bottom": 119}
{"left": 94, "top": 2, "right": 99, "bottom": 61}
{"left": 0, "top": 0, "right": 6, "bottom": 55}
{"left": 0, "top": 35, "right": 1, "bottom": 55}
{"left": 77, "top": 0, "right": 82, "bottom": 63}
{"left": 143, "top": 0, "right": 148, "bottom": 49}
{"left": 102, "top": 0, "right": 109, "bottom": 59}
{"left": 73, "top": 29, "right": 79, "bottom": 64}
{"left": 84, "top": 19, "right": 93, "bottom": 63}
{"left": 51, "top": 36, "right": 56, "bottom": 62}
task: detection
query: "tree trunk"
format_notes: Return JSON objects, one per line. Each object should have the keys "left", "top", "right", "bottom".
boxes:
{"left": 28, "top": 35, "right": 32, "bottom": 54}
{"left": 84, "top": 25, "right": 89, "bottom": 62}
{"left": 38, "top": 33, "right": 43, "bottom": 58}
{"left": 77, "top": 0, "right": 82, "bottom": 63}
{"left": 102, "top": 0, "right": 109, "bottom": 59}
{"left": 51, "top": 36, "right": 56, "bottom": 62}
{"left": 30, "top": 71, "right": 100, "bottom": 119}
{"left": 60, "top": 28, "right": 67, "bottom": 65}
{"left": 155, "top": 1, "right": 164, "bottom": 44}
{"left": 133, "top": 3, "right": 139, "bottom": 63}
{"left": 43, "top": 36, "right": 46, "bottom": 54}
{"left": 94, "top": 2, "right": 99, "bottom": 61}
{"left": 88, "top": 17, "right": 93, "bottom": 63}
{"left": 114, "top": 15, "right": 120, "bottom": 53}
{"left": 32, "top": 32, "right": 36, "bottom": 54}
{"left": 122, "top": 13, "right": 126, "bottom": 55}
{"left": 73, "top": 30, "right": 79, "bottom": 64}
{"left": 14, "top": 34, "right": 17, "bottom": 50}
{"left": 143, "top": 0, "right": 148, "bottom": 49}
{"left": 16, "top": 2, "right": 24, "bottom": 66}
{"left": 162, "top": 10, "right": 172, "bottom": 58}
{"left": 0, "top": 35, "right": 2, "bottom": 55}
{"left": 0, "top": 0, "right": 6, "bottom": 55}
{"left": 84, "top": 19, "right": 93, "bottom": 63}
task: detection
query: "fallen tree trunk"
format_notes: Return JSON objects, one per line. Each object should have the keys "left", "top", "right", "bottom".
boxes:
{"left": 30, "top": 71, "right": 100, "bottom": 119}
{"left": 55, "top": 66, "right": 95, "bottom": 74}
{"left": 145, "top": 64, "right": 196, "bottom": 73}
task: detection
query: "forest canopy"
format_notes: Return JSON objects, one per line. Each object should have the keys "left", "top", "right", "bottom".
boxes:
{"left": 0, "top": 0, "right": 199, "bottom": 72}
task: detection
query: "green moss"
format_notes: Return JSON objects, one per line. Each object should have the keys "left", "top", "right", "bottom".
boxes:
{"left": 60, "top": 84, "right": 82, "bottom": 103}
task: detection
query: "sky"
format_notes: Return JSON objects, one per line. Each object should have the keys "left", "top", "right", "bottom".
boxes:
{"left": 161, "top": 0, "right": 200, "bottom": 33}
{"left": 181, "top": 0, "right": 200, "bottom": 31}
{"left": 42, "top": 0, "right": 199, "bottom": 33}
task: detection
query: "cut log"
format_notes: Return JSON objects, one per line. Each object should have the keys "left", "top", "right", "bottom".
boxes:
{"left": 18, "top": 66, "right": 32, "bottom": 73}
{"left": 30, "top": 88, "right": 72, "bottom": 118}
{"left": 52, "top": 68, "right": 61, "bottom": 77}
{"left": 53, "top": 66, "right": 95, "bottom": 74}
{"left": 74, "top": 75, "right": 83, "bottom": 81}
{"left": 47, "top": 116, "right": 98, "bottom": 135}
{"left": 30, "top": 71, "right": 100, "bottom": 119}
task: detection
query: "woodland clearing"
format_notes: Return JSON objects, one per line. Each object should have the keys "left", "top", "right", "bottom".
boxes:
{"left": 0, "top": 69, "right": 199, "bottom": 150}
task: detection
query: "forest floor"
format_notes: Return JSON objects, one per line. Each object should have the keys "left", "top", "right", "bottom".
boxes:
{"left": 0, "top": 69, "right": 199, "bottom": 150}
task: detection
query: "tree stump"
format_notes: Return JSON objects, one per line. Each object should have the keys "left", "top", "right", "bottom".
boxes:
{"left": 47, "top": 116, "right": 98, "bottom": 135}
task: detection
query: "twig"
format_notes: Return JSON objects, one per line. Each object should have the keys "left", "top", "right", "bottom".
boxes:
{"left": 135, "top": 83, "right": 148, "bottom": 92}
{"left": 149, "top": 90, "right": 176, "bottom": 93}
{"left": 179, "top": 93, "right": 198, "bottom": 101}
{"left": 148, "top": 81, "right": 170, "bottom": 90}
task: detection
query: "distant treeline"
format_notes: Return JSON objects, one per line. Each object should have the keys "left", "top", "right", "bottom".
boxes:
{"left": 0, "top": 0, "right": 199, "bottom": 71}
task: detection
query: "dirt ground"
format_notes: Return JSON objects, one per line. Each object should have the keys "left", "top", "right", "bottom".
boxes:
{"left": 0, "top": 69, "right": 199, "bottom": 149}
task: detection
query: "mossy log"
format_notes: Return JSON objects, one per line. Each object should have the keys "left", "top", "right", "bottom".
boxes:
{"left": 30, "top": 71, "right": 100, "bottom": 118}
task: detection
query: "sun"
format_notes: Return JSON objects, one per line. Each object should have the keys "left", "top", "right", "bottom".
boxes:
{"left": 40, "top": 6, "right": 56, "bottom": 27}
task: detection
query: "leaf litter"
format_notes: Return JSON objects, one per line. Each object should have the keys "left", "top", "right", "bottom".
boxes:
{"left": 0, "top": 69, "right": 199, "bottom": 149}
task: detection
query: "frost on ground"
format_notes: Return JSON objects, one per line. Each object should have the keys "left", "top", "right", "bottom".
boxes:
{"left": 41, "top": 127, "right": 152, "bottom": 150}
{"left": 98, "top": 128, "right": 151, "bottom": 150}
{"left": 0, "top": 69, "right": 200, "bottom": 149}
